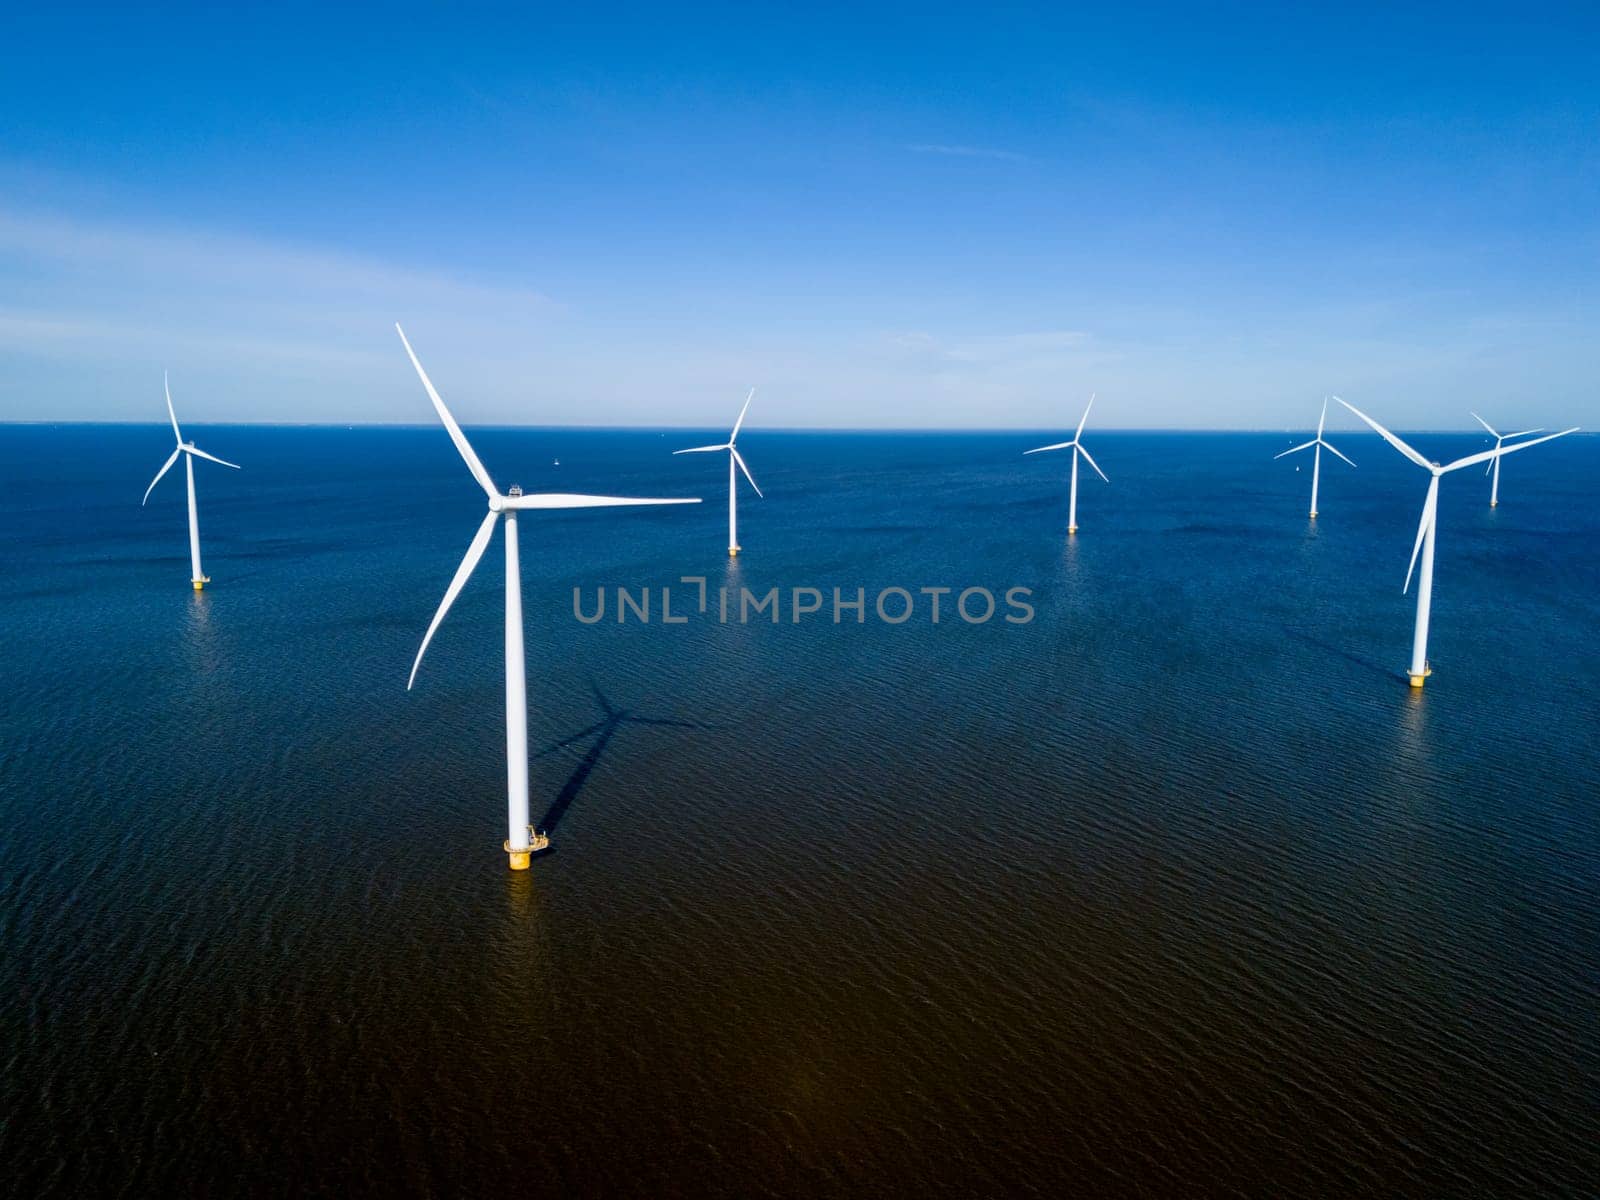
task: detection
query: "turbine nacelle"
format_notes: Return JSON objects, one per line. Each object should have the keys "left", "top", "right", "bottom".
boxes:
{"left": 1336, "top": 397, "right": 1577, "bottom": 592}
{"left": 1024, "top": 395, "right": 1108, "bottom": 482}
{"left": 142, "top": 375, "right": 240, "bottom": 505}
{"left": 394, "top": 323, "right": 700, "bottom": 690}
{"left": 672, "top": 388, "right": 763, "bottom": 498}
{"left": 1272, "top": 398, "right": 1356, "bottom": 470}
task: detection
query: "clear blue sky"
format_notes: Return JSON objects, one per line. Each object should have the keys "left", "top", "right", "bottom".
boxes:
{"left": 2, "top": 3, "right": 1595, "bottom": 428}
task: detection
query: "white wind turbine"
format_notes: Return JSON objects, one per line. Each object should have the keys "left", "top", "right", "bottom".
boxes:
{"left": 1274, "top": 397, "right": 1355, "bottom": 517}
{"left": 1469, "top": 413, "right": 1544, "bottom": 508}
{"left": 397, "top": 324, "right": 700, "bottom": 869}
{"left": 1336, "top": 398, "right": 1577, "bottom": 689}
{"left": 1025, "top": 394, "right": 1107, "bottom": 534}
{"left": 142, "top": 373, "right": 240, "bottom": 590}
{"left": 673, "top": 389, "right": 761, "bottom": 556}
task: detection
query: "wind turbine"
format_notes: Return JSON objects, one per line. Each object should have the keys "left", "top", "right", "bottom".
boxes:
{"left": 396, "top": 324, "right": 701, "bottom": 869}
{"left": 673, "top": 389, "right": 761, "bottom": 556}
{"left": 1025, "top": 394, "right": 1107, "bottom": 534}
{"left": 142, "top": 373, "right": 240, "bottom": 590}
{"left": 1469, "top": 413, "right": 1544, "bottom": 508}
{"left": 1336, "top": 398, "right": 1577, "bottom": 688}
{"left": 1274, "top": 398, "right": 1355, "bottom": 517}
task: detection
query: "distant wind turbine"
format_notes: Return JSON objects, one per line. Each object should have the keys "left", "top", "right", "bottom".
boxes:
{"left": 673, "top": 389, "right": 761, "bottom": 556}
{"left": 1337, "top": 398, "right": 1577, "bottom": 688}
{"left": 1274, "top": 398, "right": 1355, "bottom": 517}
{"left": 396, "top": 324, "right": 701, "bottom": 869}
{"left": 142, "top": 373, "right": 240, "bottom": 590}
{"left": 1469, "top": 413, "right": 1544, "bottom": 508}
{"left": 1025, "top": 394, "right": 1106, "bottom": 534}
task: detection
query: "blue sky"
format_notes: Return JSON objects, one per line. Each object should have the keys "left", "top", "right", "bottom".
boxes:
{"left": 2, "top": 3, "right": 1596, "bottom": 428}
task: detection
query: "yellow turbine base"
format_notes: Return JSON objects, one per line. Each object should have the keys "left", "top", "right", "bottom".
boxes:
{"left": 1408, "top": 668, "right": 1432, "bottom": 689}
{"left": 1067, "top": 525, "right": 1077, "bottom": 534}
{"left": 729, "top": 546, "right": 740, "bottom": 557}
{"left": 1309, "top": 511, "right": 1318, "bottom": 518}
{"left": 505, "top": 830, "right": 550, "bottom": 870}
{"left": 1489, "top": 500, "right": 1498, "bottom": 508}
{"left": 192, "top": 578, "right": 209, "bottom": 591}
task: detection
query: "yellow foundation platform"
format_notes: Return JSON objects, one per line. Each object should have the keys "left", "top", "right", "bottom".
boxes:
{"left": 192, "top": 576, "right": 210, "bottom": 591}
{"left": 729, "top": 546, "right": 740, "bottom": 557}
{"left": 1067, "top": 526, "right": 1077, "bottom": 534}
{"left": 1408, "top": 667, "right": 1433, "bottom": 689}
{"left": 1489, "top": 500, "right": 1498, "bottom": 508}
{"left": 505, "top": 828, "right": 551, "bottom": 870}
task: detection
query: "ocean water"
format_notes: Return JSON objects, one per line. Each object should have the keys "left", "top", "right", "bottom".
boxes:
{"left": 1, "top": 424, "right": 1596, "bottom": 1197}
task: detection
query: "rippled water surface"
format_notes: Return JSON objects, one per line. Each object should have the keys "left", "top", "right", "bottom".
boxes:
{"left": 2, "top": 425, "right": 1597, "bottom": 1197}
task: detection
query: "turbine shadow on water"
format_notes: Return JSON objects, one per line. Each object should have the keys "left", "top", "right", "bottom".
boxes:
{"left": 533, "top": 680, "right": 718, "bottom": 837}
{"left": 1280, "top": 626, "right": 1410, "bottom": 688}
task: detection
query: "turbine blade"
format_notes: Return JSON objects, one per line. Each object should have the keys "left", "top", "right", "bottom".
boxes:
{"left": 1441, "top": 428, "right": 1579, "bottom": 473}
{"left": 1076, "top": 443, "right": 1109, "bottom": 483}
{"left": 142, "top": 447, "right": 181, "bottom": 505}
{"left": 731, "top": 447, "right": 763, "bottom": 497}
{"left": 1074, "top": 394, "right": 1095, "bottom": 440}
{"left": 1469, "top": 412, "right": 1500, "bottom": 438}
{"left": 1319, "top": 439, "right": 1356, "bottom": 469}
{"left": 409, "top": 510, "right": 499, "bottom": 690}
{"left": 1024, "top": 440, "right": 1076, "bottom": 455}
{"left": 165, "top": 372, "right": 183, "bottom": 444}
{"left": 1404, "top": 479, "right": 1439, "bottom": 594}
{"left": 502, "top": 492, "right": 702, "bottom": 509}
{"left": 672, "top": 443, "right": 731, "bottom": 454}
{"left": 184, "top": 445, "right": 241, "bottom": 469}
{"left": 1317, "top": 398, "right": 1328, "bottom": 438}
{"left": 1273, "top": 439, "right": 1317, "bottom": 460}
{"left": 395, "top": 324, "right": 499, "bottom": 499}
{"left": 1505, "top": 427, "right": 1544, "bottom": 439}
{"left": 729, "top": 387, "right": 755, "bottom": 443}
{"left": 1336, "top": 397, "right": 1433, "bottom": 471}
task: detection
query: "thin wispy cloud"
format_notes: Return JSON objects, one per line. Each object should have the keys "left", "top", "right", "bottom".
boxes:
{"left": 888, "top": 329, "right": 1093, "bottom": 365}
{"left": 908, "top": 143, "right": 1030, "bottom": 163}
{"left": 0, "top": 209, "right": 555, "bottom": 316}
{"left": 0, "top": 205, "right": 569, "bottom": 420}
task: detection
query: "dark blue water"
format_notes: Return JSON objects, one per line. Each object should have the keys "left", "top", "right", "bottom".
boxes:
{"left": 2, "top": 425, "right": 1597, "bottom": 1197}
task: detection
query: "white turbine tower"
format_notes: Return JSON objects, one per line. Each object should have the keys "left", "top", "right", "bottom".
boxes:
{"left": 1337, "top": 398, "right": 1577, "bottom": 689}
{"left": 397, "top": 324, "right": 701, "bottom": 869}
{"left": 142, "top": 373, "right": 240, "bottom": 590}
{"left": 1025, "top": 394, "right": 1107, "bottom": 534}
{"left": 1469, "top": 413, "right": 1543, "bottom": 508}
{"left": 1274, "top": 398, "right": 1355, "bottom": 517}
{"left": 673, "top": 389, "right": 761, "bottom": 556}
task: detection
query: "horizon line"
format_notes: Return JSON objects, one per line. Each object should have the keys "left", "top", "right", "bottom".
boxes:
{"left": 0, "top": 419, "right": 1587, "bottom": 437}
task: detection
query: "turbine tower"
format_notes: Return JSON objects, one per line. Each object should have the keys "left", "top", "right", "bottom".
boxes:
{"left": 142, "top": 373, "right": 240, "bottom": 590}
{"left": 1274, "top": 398, "right": 1355, "bottom": 517}
{"left": 1470, "top": 413, "right": 1544, "bottom": 508}
{"left": 673, "top": 389, "right": 761, "bottom": 556}
{"left": 1337, "top": 398, "right": 1576, "bottom": 688}
{"left": 1025, "top": 394, "right": 1107, "bottom": 534}
{"left": 397, "top": 324, "right": 700, "bottom": 869}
